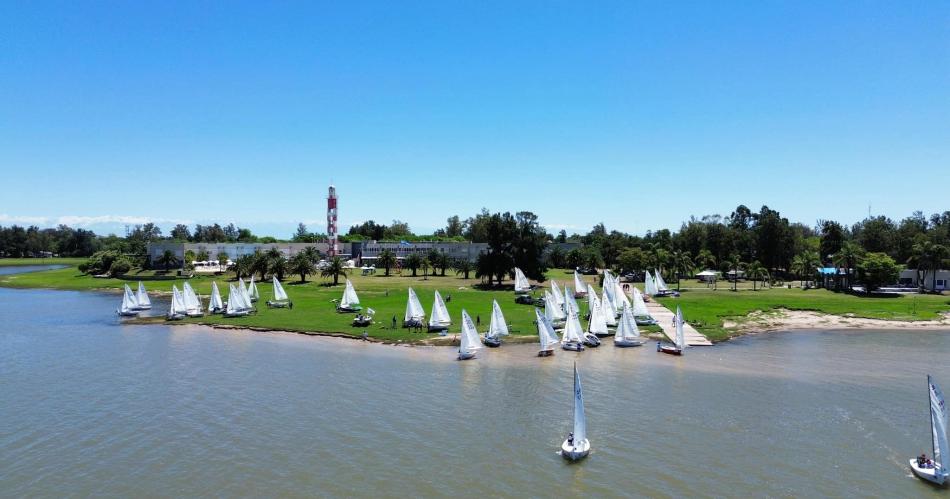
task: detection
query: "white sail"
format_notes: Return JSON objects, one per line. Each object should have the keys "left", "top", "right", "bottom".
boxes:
{"left": 120, "top": 284, "right": 137, "bottom": 313}
{"left": 340, "top": 279, "right": 360, "bottom": 308}
{"left": 586, "top": 284, "right": 598, "bottom": 311}
{"left": 535, "top": 308, "right": 557, "bottom": 351}
{"left": 615, "top": 305, "right": 641, "bottom": 341}
{"left": 551, "top": 280, "right": 565, "bottom": 307}
{"left": 573, "top": 364, "right": 587, "bottom": 445}
{"left": 632, "top": 287, "right": 650, "bottom": 316}
{"left": 644, "top": 270, "right": 659, "bottom": 295}
{"left": 430, "top": 290, "right": 451, "bottom": 326}
{"left": 405, "top": 288, "right": 425, "bottom": 322}
{"left": 601, "top": 287, "right": 618, "bottom": 326}
{"left": 673, "top": 306, "right": 687, "bottom": 350}
{"left": 587, "top": 297, "right": 609, "bottom": 336}
{"left": 565, "top": 286, "right": 580, "bottom": 315}
{"left": 603, "top": 272, "right": 618, "bottom": 310}
{"left": 514, "top": 267, "right": 531, "bottom": 293}
{"left": 459, "top": 310, "right": 482, "bottom": 353}
{"left": 562, "top": 310, "right": 584, "bottom": 344}
{"left": 544, "top": 291, "right": 566, "bottom": 322}
{"left": 135, "top": 282, "right": 151, "bottom": 308}
{"left": 573, "top": 271, "right": 586, "bottom": 295}
{"left": 615, "top": 282, "right": 631, "bottom": 309}
{"left": 656, "top": 269, "right": 669, "bottom": 292}
{"left": 487, "top": 300, "right": 509, "bottom": 339}
{"left": 208, "top": 281, "right": 224, "bottom": 312}
{"left": 169, "top": 285, "right": 186, "bottom": 316}
{"left": 272, "top": 277, "right": 289, "bottom": 302}
{"left": 931, "top": 376, "right": 949, "bottom": 474}
{"left": 225, "top": 284, "right": 241, "bottom": 314}
{"left": 248, "top": 276, "right": 260, "bottom": 301}
{"left": 182, "top": 282, "right": 202, "bottom": 314}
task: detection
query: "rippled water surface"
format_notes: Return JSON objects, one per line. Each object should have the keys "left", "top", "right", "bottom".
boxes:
{"left": 2, "top": 275, "right": 949, "bottom": 497}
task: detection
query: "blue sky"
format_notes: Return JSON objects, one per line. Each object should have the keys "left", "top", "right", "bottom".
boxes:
{"left": 1, "top": 1, "right": 947, "bottom": 237}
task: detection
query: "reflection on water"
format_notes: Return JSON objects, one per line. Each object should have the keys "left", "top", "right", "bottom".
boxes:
{"left": 1, "top": 283, "right": 949, "bottom": 497}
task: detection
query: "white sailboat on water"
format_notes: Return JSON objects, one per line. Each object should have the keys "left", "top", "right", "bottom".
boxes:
{"left": 117, "top": 284, "right": 139, "bottom": 317}
{"left": 911, "top": 375, "right": 950, "bottom": 485}
{"left": 585, "top": 295, "right": 608, "bottom": 346}
{"left": 561, "top": 362, "right": 591, "bottom": 461}
{"left": 248, "top": 276, "right": 260, "bottom": 302}
{"left": 167, "top": 285, "right": 187, "bottom": 320}
{"left": 134, "top": 282, "right": 151, "bottom": 310}
{"left": 601, "top": 286, "right": 618, "bottom": 326}
{"left": 573, "top": 271, "right": 587, "bottom": 298}
{"left": 457, "top": 309, "right": 482, "bottom": 360}
{"left": 429, "top": 290, "right": 451, "bottom": 331}
{"left": 483, "top": 299, "right": 509, "bottom": 347}
{"left": 632, "top": 286, "right": 657, "bottom": 325}
{"left": 404, "top": 288, "right": 425, "bottom": 327}
{"left": 658, "top": 306, "right": 687, "bottom": 355}
{"left": 544, "top": 290, "right": 566, "bottom": 328}
{"left": 182, "top": 282, "right": 204, "bottom": 317}
{"left": 614, "top": 305, "right": 643, "bottom": 347}
{"left": 337, "top": 279, "right": 362, "bottom": 312}
{"left": 561, "top": 310, "right": 585, "bottom": 352}
{"left": 535, "top": 308, "right": 560, "bottom": 357}
{"left": 266, "top": 277, "right": 291, "bottom": 308}
{"left": 208, "top": 281, "right": 224, "bottom": 314}
{"left": 514, "top": 267, "right": 532, "bottom": 294}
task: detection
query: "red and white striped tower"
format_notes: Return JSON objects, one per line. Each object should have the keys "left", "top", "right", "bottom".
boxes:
{"left": 327, "top": 185, "right": 338, "bottom": 257}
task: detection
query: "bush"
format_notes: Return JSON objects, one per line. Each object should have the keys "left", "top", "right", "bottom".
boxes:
{"left": 108, "top": 257, "right": 133, "bottom": 277}
{"left": 80, "top": 250, "right": 123, "bottom": 275}
{"left": 857, "top": 252, "right": 900, "bottom": 293}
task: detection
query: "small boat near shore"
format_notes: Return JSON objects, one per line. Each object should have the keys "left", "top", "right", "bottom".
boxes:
{"left": 182, "top": 282, "right": 204, "bottom": 317}
{"left": 614, "top": 305, "right": 643, "bottom": 347}
{"left": 248, "top": 276, "right": 260, "bottom": 303}
{"left": 536, "top": 308, "right": 559, "bottom": 356}
{"left": 117, "top": 284, "right": 139, "bottom": 317}
{"left": 208, "top": 281, "right": 224, "bottom": 314}
{"left": 134, "top": 281, "right": 151, "bottom": 310}
{"left": 428, "top": 290, "right": 451, "bottom": 332}
{"left": 223, "top": 282, "right": 253, "bottom": 317}
{"left": 167, "top": 285, "right": 186, "bottom": 320}
{"left": 658, "top": 306, "right": 686, "bottom": 355}
{"left": 266, "top": 277, "right": 291, "bottom": 308}
{"left": 561, "top": 310, "right": 585, "bottom": 352}
{"left": 573, "top": 271, "right": 587, "bottom": 298}
{"left": 561, "top": 362, "right": 590, "bottom": 461}
{"left": 457, "top": 309, "right": 481, "bottom": 360}
{"left": 483, "top": 299, "right": 508, "bottom": 347}
{"left": 514, "top": 267, "right": 532, "bottom": 294}
{"left": 910, "top": 375, "right": 949, "bottom": 485}
{"left": 403, "top": 288, "right": 425, "bottom": 328}
{"left": 336, "top": 279, "right": 362, "bottom": 313}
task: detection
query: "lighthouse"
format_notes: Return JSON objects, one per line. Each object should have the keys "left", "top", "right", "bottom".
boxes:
{"left": 327, "top": 185, "right": 338, "bottom": 257}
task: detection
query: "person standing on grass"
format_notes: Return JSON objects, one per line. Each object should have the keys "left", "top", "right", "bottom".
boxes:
{"left": 392, "top": 315, "right": 397, "bottom": 330}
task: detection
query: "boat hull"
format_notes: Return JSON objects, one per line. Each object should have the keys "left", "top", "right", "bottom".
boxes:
{"left": 537, "top": 349, "right": 554, "bottom": 357}
{"left": 337, "top": 305, "right": 362, "bottom": 313}
{"left": 583, "top": 333, "right": 601, "bottom": 347}
{"left": 614, "top": 339, "right": 643, "bottom": 347}
{"left": 561, "top": 438, "right": 591, "bottom": 461}
{"left": 482, "top": 337, "right": 502, "bottom": 348}
{"left": 266, "top": 301, "right": 290, "bottom": 308}
{"left": 458, "top": 351, "right": 476, "bottom": 361}
{"left": 635, "top": 317, "right": 657, "bottom": 326}
{"left": 134, "top": 306, "right": 152, "bottom": 311}
{"left": 165, "top": 314, "right": 185, "bottom": 321}
{"left": 657, "top": 342, "right": 682, "bottom": 355}
{"left": 562, "top": 342, "right": 584, "bottom": 352}
{"left": 910, "top": 459, "right": 949, "bottom": 485}
{"left": 223, "top": 311, "right": 250, "bottom": 318}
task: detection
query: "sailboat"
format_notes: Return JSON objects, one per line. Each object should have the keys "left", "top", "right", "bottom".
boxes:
{"left": 266, "top": 277, "right": 291, "bottom": 308}
{"left": 573, "top": 271, "right": 587, "bottom": 298}
{"left": 601, "top": 287, "right": 618, "bottom": 326}
{"left": 247, "top": 276, "right": 260, "bottom": 303}
{"left": 167, "top": 285, "right": 187, "bottom": 320}
{"left": 544, "top": 290, "right": 566, "bottom": 328}
{"left": 483, "top": 299, "right": 509, "bottom": 347}
{"left": 551, "top": 280, "right": 565, "bottom": 309}
{"left": 535, "top": 308, "right": 559, "bottom": 357}
{"left": 134, "top": 282, "right": 151, "bottom": 310}
{"left": 117, "top": 284, "right": 139, "bottom": 317}
{"left": 224, "top": 282, "right": 251, "bottom": 317}
{"left": 911, "top": 375, "right": 950, "bottom": 485}
{"left": 632, "top": 287, "right": 657, "bottom": 325}
{"left": 337, "top": 279, "right": 362, "bottom": 312}
{"left": 514, "top": 267, "right": 532, "bottom": 294}
{"left": 561, "top": 310, "right": 585, "bottom": 352}
{"left": 658, "top": 306, "right": 687, "bottom": 355}
{"left": 403, "top": 288, "right": 426, "bottom": 327}
{"left": 561, "top": 362, "right": 591, "bottom": 461}
{"left": 614, "top": 305, "right": 643, "bottom": 347}
{"left": 602, "top": 271, "right": 618, "bottom": 311}
{"left": 584, "top": 296, "right": 607, "bottom": 346}
{"left": 654, "top": 269, "right": 673, "bottom": 296}
{"left": 208, "top": 281, "right": 225, "bottom": 314}
{"left": 565, "top": 286, "right": 580, "bottom": 316}
{"left": 428, "top": 290, "right": 452, "bottom": 331}
{"left": 182, "top": 282, "right": 204, "bottom": 317}
{"left": 644, "top": 270, "right": 659, "bottom": 296}
{"left": 457, "top": 309, "right": 482, "bottom": 360}
{"left": 614, "top": 280, "right": 631, "bottom": 311}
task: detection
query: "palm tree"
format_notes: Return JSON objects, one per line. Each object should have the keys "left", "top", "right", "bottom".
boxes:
{"left": 833, "top": 241, "right": 863, "bottom": 291}
{"left": 301, "top": 246, "right": 322, "bottom": 265}
{"left": 320, "top": 256, "right": 347, "bottom": 286}
{"left": 421, "top": 259, "right": 431, "bottom": 280}
{"left": 289, "top": 252, "right": 315, "bottom": 283}
{"left": 156, "top": 250, "right": 179, "bottom": 270}
{"left": 453, "top": 258, "right": 474, "bottom": 279}
{"left": 747, "top": 261, "right": 769, "bottom": 291}
{"left": 377, "top": 249, "right": 397, "bottom": 276}
{"left": 251, "top": 251, "right": 269, "bottom": 281}
{"left": 269, "top": 255, "right": 288, "bottom": 281}
{"left": 434, "top": 252, "right": 450, "bottom": 277}
{"left": 909, "top": 241, "right": 949, "bottom": 292}
{"left": 216, "top": 251, "right": 230, "bottom": 268}
{"left": 723, "top": 254, "right": 743, "bottom": 291}
{"left": 791, "top": 250, "right": 820, "bottom": 287}
{"left": 404, "top": 253, "right": 423, "bottom": 277}
{"left": 696, "top": 249, "right": 716, "bottom": 270}
{"left": 234, "top": 254, "right": 255, "bottom": 280}
{"left": 196, "top": 249, "right": 210, "bottom": 262}
{"left": 670, "top": 250, "right": 694, "bottom": 291}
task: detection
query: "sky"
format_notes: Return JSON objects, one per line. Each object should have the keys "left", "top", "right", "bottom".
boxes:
{"left": 1, "top": 1, "right": 948, "bottom": 238}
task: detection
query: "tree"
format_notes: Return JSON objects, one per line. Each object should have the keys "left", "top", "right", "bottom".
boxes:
{"left": 857, "top": 252, "right": 900, "bottom": 294}
{"left": 556, "top": 230, "right": 567, "bottom": 243}
{"left": 404, "top": 253, "right": 423, "bottom": 277}
{"left": 170, "top": 224, "right": 191, "bottom": 241}
{"left": 196, "top": 249, "right": 210, "bottom": 262}
{"left": 301, "top": 246, "right": 321, "bottom": 264}
{"left": 294, "top": 223, "right": 309, "bottom": 241}
{"left": 790, "top": 249, "right": 820, "bottom": 288}
{"left": 157, "top": 250, "right": 179, "bottom": 270}
{"left": 269, "top": 255, "right": 288, "bottom": 281}
{"left": 421, "top": 259, "right": 431, "bottom": 280}
{"left": 377, "top": 249, "right": 397, "bottom": 276}
{"left": 696, "top": 249, "right": 716, "bottom": 270}
{"left": 819, "top": 220, "right": 846, "bottom": 261}
{"left": 108, "top": 256, "right": 133, "bottom": 277}
{"left": 833, "top": 241, "right": 864, "bottom": 291}
{"left": 445, "top": 215, "right": 463, "bottom": 238}
{"left": 453, "top": 258, "right": 474, "bottom": 279}
{"left": 617, "top": 247, "right": 646, "bottom": 275}
{"left": 909, "top": 239, "right": 949, "bottom": 292}
{"left": 234, "top": 254, "right": 255, "bottom": 280}
{"left": 723, "top": 254, "right": 744, "bottom": 291}
{"left": 251, "top": 251, "right": 270, "bottom": 281}
{"left": 216, "top": 251, "right": 230, "bottom": 267}
{"left": 320, "top": 256, "right": 347, "bottom": 286}
{"left": 670, "top": 250, "right": 694, "bottom": 291}
{"left": 547, "top": 246, "right": 566, "bottom": 269}
{"left": 290, "top": 252, "right": 316, "bottom": 283}
{"left": 747, "top": 261, "right": 769, "bottom": 291}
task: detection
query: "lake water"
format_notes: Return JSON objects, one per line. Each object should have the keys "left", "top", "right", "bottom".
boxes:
{"left": 1, "top": 267, "right": 949, "bottom": 497}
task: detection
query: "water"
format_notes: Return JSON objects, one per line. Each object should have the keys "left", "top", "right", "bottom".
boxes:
{"left": 0, "top": 264, "right": 66, "bottom": 275}
{"left": 2, "top": 270, "right": 949, "bottom": 497}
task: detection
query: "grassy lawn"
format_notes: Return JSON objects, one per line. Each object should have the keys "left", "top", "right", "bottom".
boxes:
{"left": 0, "top": 257, "right": 86, "bottom": 267}
{"left": 656, "top": 287, "right": 950, "bottom": 341}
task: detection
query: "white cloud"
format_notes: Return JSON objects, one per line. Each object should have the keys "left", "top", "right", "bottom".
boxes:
{"left": 0, "top": 214, "right": 193, "bottom": 228}
{"left": 543, "top": 223, "right": 581, "bottom": 231}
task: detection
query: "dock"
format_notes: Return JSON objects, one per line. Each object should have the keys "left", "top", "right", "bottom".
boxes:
{"left": 645, "top": 300, "right": 713, "bottom": 346}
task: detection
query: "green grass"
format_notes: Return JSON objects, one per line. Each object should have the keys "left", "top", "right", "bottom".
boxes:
{"left": 0, "top": 257, "right": 86, "bottom": 267}
{"left": 656, "top": 287, "right": 950, "bottom": 342}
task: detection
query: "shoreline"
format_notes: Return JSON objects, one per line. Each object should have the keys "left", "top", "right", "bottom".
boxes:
{"left": 722, "top": 308, "right": 950, "bottom": 337}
